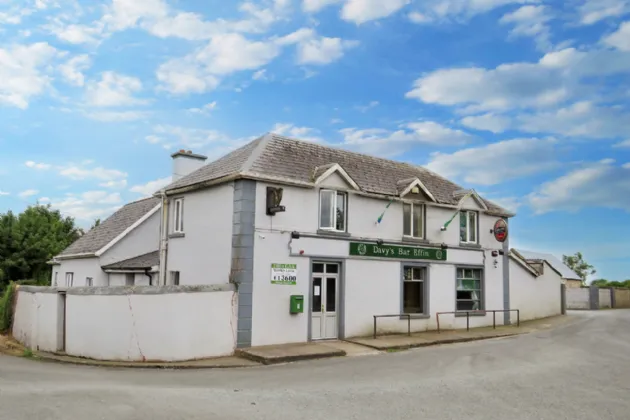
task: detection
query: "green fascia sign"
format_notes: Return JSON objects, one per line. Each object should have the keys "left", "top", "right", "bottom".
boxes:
{"left": 349, "top": 242, "right": 447, "bottom": 261}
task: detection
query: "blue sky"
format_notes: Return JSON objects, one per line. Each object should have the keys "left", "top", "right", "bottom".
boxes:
{"left": 1, "top": 0, "right": 630, "bottom": 280}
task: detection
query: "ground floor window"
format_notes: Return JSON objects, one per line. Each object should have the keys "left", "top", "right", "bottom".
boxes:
{"left": 403, "top": 266, "right": 427, "bottom": 314}
{"left": 456, "top": 268, "right": 483, "bottom": 311}
{"left": 125, "top": 273, "right": 135, "bottom": 286}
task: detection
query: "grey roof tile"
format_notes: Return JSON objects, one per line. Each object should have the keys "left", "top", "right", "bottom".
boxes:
{"left": 58, "top": 197, "right": 160, "bottom": 256}
{"left": 163, "top": 133, "right": 512, "bottom": 216}
{"left": 101, "top": 250, "right": 159, "bottom": 270}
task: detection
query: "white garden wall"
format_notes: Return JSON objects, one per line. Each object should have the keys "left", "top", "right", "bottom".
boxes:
{"left": 12, "top": 285, "right": 237, "bottom": 362}
{"left": 12, "top": 288, "right": 64, "bottom": 352}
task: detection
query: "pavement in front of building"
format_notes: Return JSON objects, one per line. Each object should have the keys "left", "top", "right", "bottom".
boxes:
{"left": 1, "top": 310, "right": 630, "bottom": 419}
{"left": 0, "top": 315, "right": 571, "bottom": 368}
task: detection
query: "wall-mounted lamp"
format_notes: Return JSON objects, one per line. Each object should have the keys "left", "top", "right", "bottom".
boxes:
{"left": 491, "top": 250, "right": 499, "bottom": 257}
{"left": 291, "top": 231, "right": 300, "bottom": 239}
{"left": 376, "top": 239, "right": 384, "bottom": 246}
{"left": 498, "top": 250, "right": 505, "bottom": 256}
{"left": 440, "top": 243, "right": 448, "bottom": 249}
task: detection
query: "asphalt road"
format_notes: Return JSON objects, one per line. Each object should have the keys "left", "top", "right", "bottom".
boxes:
{"left": 1, "top": 310, "right": 630, "bottom": 420}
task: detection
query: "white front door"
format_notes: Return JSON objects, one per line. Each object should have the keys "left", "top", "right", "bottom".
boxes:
{"left": 311, "top": 262, "right": 339, "bottom": 340}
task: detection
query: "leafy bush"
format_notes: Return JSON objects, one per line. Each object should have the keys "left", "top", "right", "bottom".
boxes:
{"left": 0, "top": 283, "right": 15, "bottom": 334}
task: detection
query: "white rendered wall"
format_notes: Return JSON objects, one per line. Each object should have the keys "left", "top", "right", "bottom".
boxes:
{"left": 12, "top": 290, "right": 63, "bottom": 352}
{"left": 599, "top": 289, "right": 612, "bottom": 308}
{"left": 567, "top": 288, "right": 590, "bottom": 309}
{"left": 65, "top": 290, "right": 237, "bottom": 361}
{"left": 99, "top": 211, "right": 160, "bottom": 266}
{"left": 57, "top": 258, "right": 107, "bottom": 287}
{"left": 167, "top": 184, "right": 234, "bottom": 285}
{"left": 510, "top": 260, "right": 562, "bottom": 321}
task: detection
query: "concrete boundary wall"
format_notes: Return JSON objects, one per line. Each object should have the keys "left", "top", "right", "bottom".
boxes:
{"left": 13, "top": 285, "right": 237, "bottom": 362}
{"left": 566, "top": 286, "right": 619, "bottom": 310}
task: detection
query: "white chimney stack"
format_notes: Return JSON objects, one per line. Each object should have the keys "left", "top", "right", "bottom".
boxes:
{"left": 171, "top": 150, "right": 207, "bottom": 182}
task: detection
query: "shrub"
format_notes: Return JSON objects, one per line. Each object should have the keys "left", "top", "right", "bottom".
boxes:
{"left": 0, "top": 283, "right": 16, "bottom": 334}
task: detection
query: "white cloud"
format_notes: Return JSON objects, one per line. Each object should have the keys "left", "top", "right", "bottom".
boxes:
{"left": 340, "top": 121, "right": 473, "bottom": 156}
{"left": 86, "top": 71, "right": 146, "bottom": 107}
{"left": 461, "top": 113, "right": 512, "bottom": 133}
{"left": 49, "top": 190, "right": 123, "bottom": 221}
{"left": 188, "top": 101, "right": 218, "bottom": 114}
{"left": 407, "top": 47, "right": 630, "bottom": 114}
{"left": 0, "top": 191, "right": 10, "bottom": 196}
{"left": 59, "top": 164, "right": 127, "bottom": 181}
{"left": 272, "top": 123, "right": 324, "bottom": 143}
{"left": 279, "top": 28, "right": 358, "bottom": 65}
{"left": 529, "top": 159, "right": 630, "bottom": 213}
{"left": 341, "top": 0, "right": 410, "bottom": 24}
{"left": 48, "top": 22, "right": 105, "bottom": 44}
{"left": 578, "top": 0, "right": 629, "bottom": 25}
{"left": 516, "top": 102, "right": 630, "bottom": 139}
{"left": 130, "top": 176, "right": 172, "bottom": 196}
{"left": 409, "top": 0, "right": 536, "bottom": 24}
{"left": 0, "top": 42, "right": 60, "bottom": 109}
{"left": 604, "top": 21, "right": 630, "bottom": 51}
{"left": 613, "top": 139, "right": 630, "bottom": 148}
{"left": 99, "top": 179, "right": 128, "bottom": 189}
{"left": 426, "top": 137, "right": 558, "bottom": 186}
{"left": 355, "top": 100, "right": 379, "bottom": 112}
{"left": 25, "top": 161, "right": 52, "bottom": 170}
{"left": 19, "top": 189, "right": 39, "bottom": 198}
{"left": 58, "top": 54, "right": 91, "bottom": 86}
{"left": 156, "top": 58, "right": 220, "bottom": 94}
{"left": 85, "top": 110, "right": 149, "bottom": 122}
{"left": 500, "top": 5, "right": 552, "bottom": 51}
{"left": 38, "top": 197, "right": 50, "bottom": 202}
{"left": 487, "top": 196, "right": 522, "bottom": 213}
{"left": 331, "top": 118, "right": 344, "bottom": 124}
{"left": 252, "top": 69, "right": 267, "bottom": 80}
{"left": 303, "top": 0, "right": 341, "bottom": 12}
{"left": 152, "top": 125, "right": 231, "bottom": 149}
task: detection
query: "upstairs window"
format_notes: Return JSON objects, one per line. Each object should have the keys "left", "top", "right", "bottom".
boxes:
{"left": 65, "top": 272, "right": 74, "bottom": 287}
{"left": 460, "top": 210, "right": 477, "bottom": 243}
{"left": 86, "top": 277, "right": 93, "bottom": 287}
{"left": 403, "top": 203, "right": 424, "bottom": 239}
{"left": 173, "top": 198, "right": 184, "bottom": 233}
{"left": 319, "top": 190, "right": 347, "bottom": 232}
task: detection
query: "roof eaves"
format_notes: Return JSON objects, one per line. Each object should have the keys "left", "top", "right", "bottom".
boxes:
{"left": 509, "top": 250, "right": 540, "bottom": 277}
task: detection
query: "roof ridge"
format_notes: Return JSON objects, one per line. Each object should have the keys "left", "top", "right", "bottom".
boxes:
{"left": 241, "top": 133, "right": 272, "bottom": 173}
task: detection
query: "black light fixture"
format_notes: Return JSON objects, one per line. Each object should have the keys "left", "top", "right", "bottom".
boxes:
{"left": 440, "top": 243, "right": 448, "bottom": 249}
{"left": 291, "top": 231, "right": 300, "bottom": 239}
{"left": 376, "top": 239, "right": 384, "bottom": 246}
{"left": 498, "top": 250, "right": 505, "bottom": 255}
{"left": 491, "top": 250, "right": 499, "bottom": 257}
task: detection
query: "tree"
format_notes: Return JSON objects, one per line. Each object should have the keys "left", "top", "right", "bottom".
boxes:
{"left": 562, "top": 252, "right": 596, "bottom": 284}
{"left": 591, "top": 279, "right": 609, "bottom": 287}
{"left": 91, "top": 218, "right": 101, "bottom": 229}
{"left": 0, "top": 205, "right": 80, "bottom": 288}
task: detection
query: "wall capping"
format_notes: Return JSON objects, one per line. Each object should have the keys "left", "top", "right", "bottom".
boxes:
{"left": 18, "top": 285, "right": 235, "bottom": 295}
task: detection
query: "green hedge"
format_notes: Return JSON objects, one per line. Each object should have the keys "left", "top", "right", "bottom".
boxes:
{"left": 0, "top": 283, "right": 16, "bottom": 334}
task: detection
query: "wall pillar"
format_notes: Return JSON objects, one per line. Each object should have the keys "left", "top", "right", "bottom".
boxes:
{"left": 560, "top": 284, "right": 566, "bottom": 315}
{"left": 589, "top": 285, "right": 599, "bottom": 310}
{"left": 502, "top": 232, "right": 511, "bottom": 325}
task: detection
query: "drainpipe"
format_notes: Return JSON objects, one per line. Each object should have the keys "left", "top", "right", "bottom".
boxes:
{"left": 144, "top": 269, "right": 153, "bottom": 286}
{"left": 158, "top": 190, "right": 169, "bottom": 286}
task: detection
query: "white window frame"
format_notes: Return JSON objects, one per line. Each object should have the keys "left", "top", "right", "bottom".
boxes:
{"left": 460, "top": 210, "right": 478, "bottom": 244}
{"left": 65, "top": 272, "right": 73, "bottom": 287}
{"left": 319, "top": 190, "right": 347, "bottom": 232}
{"left": 173, "top": 198, "right": 184, "bottom": 233}
{"left": 403, "top": 203, "right": 425, "bottom": 239}
{"left": 456, "top": 268, "right": 484, "bottom": 311}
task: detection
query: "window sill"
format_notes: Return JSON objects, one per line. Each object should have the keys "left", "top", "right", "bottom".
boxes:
{"left": 169, "top": 232, "right": 185, "bottom": 239}
{"left": 459, "top": 243, "right": 481, "bottom": 248}
{"left": 454, "top": 311, "right": 486, "bottom": 317}
{"left": 400, "top": 314, "right": 430, "bottom": 320}
{"left": 401, "top": 237, "right": 429, "bottom": 245}
{"left": 317, "top": 229, "right": 351, "bottom": 238}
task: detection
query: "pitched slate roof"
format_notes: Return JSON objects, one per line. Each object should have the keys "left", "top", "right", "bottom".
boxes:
{"left": 516, "top": 249, "right": 582, "bottom": 280}
{"left": 58, "top": 197, "right": 161, "bottom": 257}
{"left": 164, "top": 133, "right": 512, "bottom": 216}
{"left": 101, "top": 251, "right": 159, "bottom": 270}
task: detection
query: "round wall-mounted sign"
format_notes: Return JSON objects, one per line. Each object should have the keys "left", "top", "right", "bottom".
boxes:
{"left": 494, "top": 219, "right": 508, "bottom": 243}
